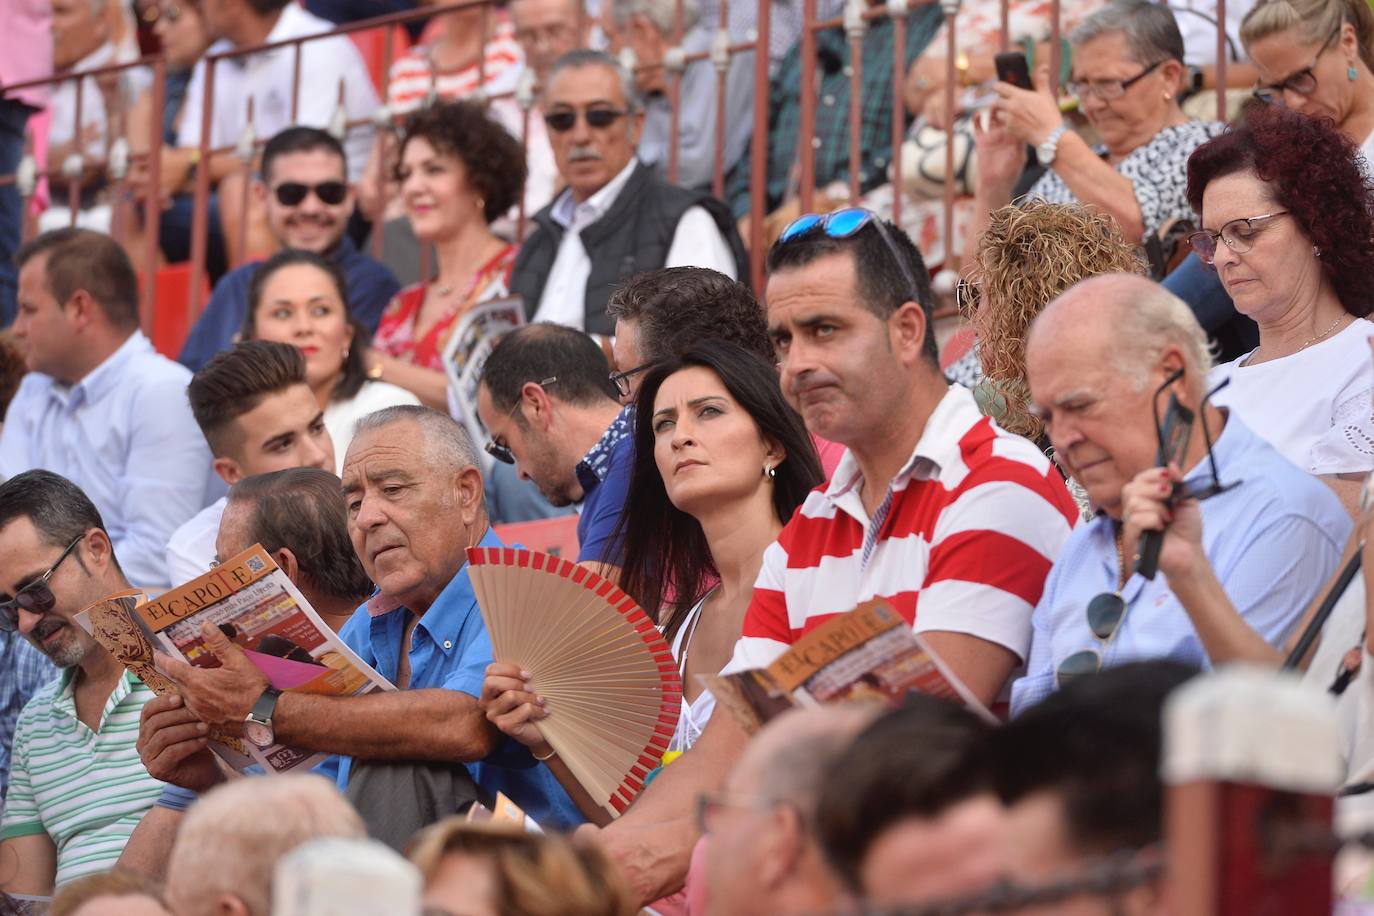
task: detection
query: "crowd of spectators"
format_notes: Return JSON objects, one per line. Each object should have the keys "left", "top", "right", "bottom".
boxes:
{"left": 0, "top": 0, "right": 1373, "bottom": 910}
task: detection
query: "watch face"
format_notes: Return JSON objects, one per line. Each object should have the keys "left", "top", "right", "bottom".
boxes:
{"left": 244, "top": 719, "right": 275, "bottom": 748}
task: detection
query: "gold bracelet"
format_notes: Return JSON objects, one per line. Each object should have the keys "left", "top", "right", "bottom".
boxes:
{"left": 533, "top": 746, "right": 556, "bottom": 762}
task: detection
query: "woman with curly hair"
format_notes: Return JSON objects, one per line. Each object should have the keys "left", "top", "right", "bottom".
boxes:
{"left": 368, "top": 100, "right": 528, "bottom": 409}
{"left": 1187, "top": 103, "right": 1374, "bottom": 511}
{"left": 954, "top": 201, "right": 1146, "bottom": 442}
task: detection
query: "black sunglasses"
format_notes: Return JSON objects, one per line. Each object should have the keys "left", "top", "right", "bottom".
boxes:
{"left": 1055, "top": 372, "right": 1238, "bottom": 688}
{"left": 484, "top": 377, "right": 557, "bottom": 465}
{"left": 0, "top": 535, "right": 84, "bottom": 632}
{"left": 778, "top": 208, "right": 921, "bottom": 310}
{"left": 543, "top": 107, "right": 627, "bottom": 133}
{"left": 273, "top": 181, "right": 348, "bottom": 207}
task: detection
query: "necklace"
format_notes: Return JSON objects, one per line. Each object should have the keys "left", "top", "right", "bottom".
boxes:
{"left": 1298, "top": 314, "right": 1347, "bottom": 352}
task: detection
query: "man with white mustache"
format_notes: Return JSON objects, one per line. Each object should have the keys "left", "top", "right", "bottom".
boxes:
{"left": 509, "top": 50, "right": 747, "bottom": 338}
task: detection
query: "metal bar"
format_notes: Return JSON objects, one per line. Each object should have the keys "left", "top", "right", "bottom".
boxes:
{"left": 0, "top": 54, "right": 162, "bottom": 94}
{"left": 941, "top": 3, "right": 957, "bottom": 272}
{"left": 1215, "top": 0, "right": 1227, "bottom": 121}
{"left": 712, "top": 0, "right": 728, "bottom": 197}
{"left": 68, "top": 76, "right": 84, "bottom": 228}
{"left": 291, "top": 42, "right": 303, "bottom": 123}
{"left": 665, "top": 0, "right": 687, "bottom": 184}
{"left": 478, "top": 4, "right": 489, "bottom": 92}
{"left": 517, "top": 103, "right": 530, "bottom": 244}
{"left": 142, "top": 56, "right": 166, "bottom": 337}
{"left": 890, "top": 7, "right": 906, "bottom": 228}
{"left": 1000, "top": 0, "right": 1009, "bottom": 52}
{"left": 847, "top": 8, "right": 863, "bottom": 203}
{"left": 797, "top": 0, "right": 819, "bottom": 213}
{"left": 1049, "top": 0, "right": 1061, "bottom": 97}
{"left": 187, "top": 56, "right": 217, "bottom": 323}
{"left": 749, "top": 0, "right": 771, "bottom": 292}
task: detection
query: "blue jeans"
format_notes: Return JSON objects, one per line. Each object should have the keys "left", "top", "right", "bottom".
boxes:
{"left": 1163, "top": 252, "right": 1259, "bottom": 364}
{"left": 0, "top": 101, "right": 33, "bottom": 328}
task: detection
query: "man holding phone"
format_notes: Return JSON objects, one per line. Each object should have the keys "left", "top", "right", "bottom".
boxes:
{"left": 1012, "top": 273, "right": 1349, "bottom": 712}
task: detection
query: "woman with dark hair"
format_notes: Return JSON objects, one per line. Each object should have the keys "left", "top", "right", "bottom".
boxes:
{"left": 243, "top": 249, "right": 419, "bottom": 472}
{"left": 1186, "top": 103, "right": 1374, "bottom": 511}
{"left": 480, "top": 342, "right": 824, "bottom": 822}
{"left": 368, "top": 100, "right": 528, "bottom": 409}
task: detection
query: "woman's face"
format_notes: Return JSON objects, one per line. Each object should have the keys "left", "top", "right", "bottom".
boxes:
{"left": 152, "top": 1, "right": 211, "bottom": 71}
{"left": 650, "top": 366, "right": 780, "bottom": 518}
{"left": 1200, "top": 169, "right": 1322, "bottom": 324}
{"left": 250, "top": 263, "right": 354, "bottom": 392}
{"left": 1248, "top": 24, "right": 1363, "bottom": 130}
{"left": 399, "top": 136, "right": 483, "bottom": 242}
{"left": 1071, "top": 31, "right": 1181, "bottom": 156}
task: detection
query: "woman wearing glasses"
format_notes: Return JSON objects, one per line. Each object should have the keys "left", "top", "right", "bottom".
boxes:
{"left": 367, "top": 101, "right": 527, "bottom": 410}
{"left": 1185, "top": 103, "right": 1374, "bottom": 512}
{"left": 972, "top": 0, "right": 1224, "bottom": 249}
{"left": 480, "top": 342, "right": 823, "bottom": 823}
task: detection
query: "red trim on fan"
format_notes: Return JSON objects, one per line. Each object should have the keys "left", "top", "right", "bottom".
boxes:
{"left": 609, "top": 794, "right": 628, "bottom": 814}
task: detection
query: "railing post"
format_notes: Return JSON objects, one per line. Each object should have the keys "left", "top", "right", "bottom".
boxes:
{"left": 844, "top": 0, "right": 866, "bottom": 204}
{"left": 889, "top": 0, "right": 908, "bottom": 229}
{"left": 187, "top": 55, "right": 217, "bottom": 323}
{"left": 941, "top": 0, "right": 960, "bottom": 272}
{"left": 797, "top": 0, "right": 819, "bottom": 214}
{"left": 142, "top": 56, "right": 166, "bottom": 337}
{"left": 749, "top": 0, "right": 772, "bottom": 292}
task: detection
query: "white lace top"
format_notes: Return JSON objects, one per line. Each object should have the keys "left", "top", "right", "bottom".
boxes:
{"left": 1210, "top": 318, "right": 1374, "bottom": 476}
{"left": 668, "top": 592, "right": 718, "bottom": 753}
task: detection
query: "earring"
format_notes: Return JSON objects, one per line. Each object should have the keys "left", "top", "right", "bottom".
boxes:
{"left": 1350, "top": 65, "right": 1360, "bottom": 81}
{"left": 764, "top": 464, "right": 776, "bottom": 479}
{"left": 476, "top": 197, "right": 486, "bottom": 211}
{"left": 1163, "top": 92, "right": 1173, "bottom": 101}
{"left": 1314, "top": 245, "right": 1324, "bottom": 258}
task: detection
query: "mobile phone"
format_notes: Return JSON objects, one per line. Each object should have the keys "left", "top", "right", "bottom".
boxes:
{"left": 994, "top": 51, "right": 1033, "bottom": 90}
{"left": 1136, "top": 394, "right": 1195, "bottom": 580}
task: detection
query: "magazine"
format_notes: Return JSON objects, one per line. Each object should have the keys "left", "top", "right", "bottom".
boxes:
{"left": 439, "top": 295, "right": 526, "bottom": 469}
{"left": 75, "top": 544, "right": 394, "bottom": 774}
{"left": 706, "top": 599, "right": 997, "bottom": 734}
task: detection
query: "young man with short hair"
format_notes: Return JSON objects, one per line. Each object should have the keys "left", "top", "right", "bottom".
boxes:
{"left": 168, "top": 340, "right": 335, "bottom": 584}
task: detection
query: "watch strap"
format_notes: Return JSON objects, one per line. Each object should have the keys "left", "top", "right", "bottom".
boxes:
{"left": 1037, "top": 125, "right": 1068, "bottom": 166}
{"left": 249, "top": 685, "right": 282, "bottom": 725}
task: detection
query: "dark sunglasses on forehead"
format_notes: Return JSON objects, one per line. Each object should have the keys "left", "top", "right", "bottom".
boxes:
{"left": 778, "top": 208, "right": 921, "bottom": 307}
{"left": 0, "top": 535, "right": 84, "bottom": 633}
{"left": 543, "top": 107, "right": 628, "bottom": 133}
{"left": 273, "top": 181, "right": 348, "bottom": 207}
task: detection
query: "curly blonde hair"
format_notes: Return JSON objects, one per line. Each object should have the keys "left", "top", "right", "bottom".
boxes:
{"left": 964, "top": 202, "right": 1147, "bottom": 439}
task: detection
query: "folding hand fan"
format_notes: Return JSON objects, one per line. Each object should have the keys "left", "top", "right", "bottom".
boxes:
{"left": 466, "top": 547, "right": 682, "bottom": 817}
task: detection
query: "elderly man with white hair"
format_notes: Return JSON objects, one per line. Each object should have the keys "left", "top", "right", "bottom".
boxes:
{"left": 1012, "top": 273, "right": 1351, "bottom": 713}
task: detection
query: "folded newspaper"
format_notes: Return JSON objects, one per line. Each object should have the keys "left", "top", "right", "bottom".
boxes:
{"left": 707, "top": 599, "right": 998, "bottom": 733}
{"left": 75, "top": 544, "right": 393, "bottom": 774}
{"left": 440, "top": 295, "right": 526, "bottom": 470}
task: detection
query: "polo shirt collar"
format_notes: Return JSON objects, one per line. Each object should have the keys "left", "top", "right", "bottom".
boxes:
{"left": 53, "top": 668, "right": 137, "bottom": 724}
{"left": 411, "top": 526, "right": 504, "bottom": 657}
{"left": 575, "top": 405, "right": 634, "bottom": 492}
{"left": 49, "top": 332, "right": 152, "bottom": 411}
{"left": 549, "top": 158, "right": 640, "bottom": 230}
{"left": 825, "top": 383, "right": 966, "bottom": 503}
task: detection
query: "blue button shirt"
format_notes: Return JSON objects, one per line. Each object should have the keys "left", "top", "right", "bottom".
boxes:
{"left": 337, "top": 527, "right": 583, "bottom": 829}
{"left": 575, "top": 407, "right": 635, "bottom": 566}
{"left": 178, "top": 236, "right": 401, "bottom": 372}
{"left": 0, "top": 634, "right": 55, "bottom": 799}
{"left": 1011, "top": 414, "right": 1351, "bottom": 715}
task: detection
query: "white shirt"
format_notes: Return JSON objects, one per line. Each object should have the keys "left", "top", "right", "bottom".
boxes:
{"left": 1210, "top": 318, "right": 1374, "bottom": 476}
{"left": 48, "top": 42, "right": 149, "bottom": 164}
{"left": 178, "top": 3, "right": 379, "bottom": 182}
{"left": 323, "top": 380, "right": 420, "bottom": 473}
{"left": 0, "top": 333, "right": 216, "bottom": 593}
{"left": 165, "top": 497, "right": 226, "bottom": 587}
{"left": 1171, "top": 0, "right": 1253, "bottom": 66}
{"left": 489, "top": 96, "right": 560, "bottom": 230}
{"left": 531, "top": 159, "right": 738, "bottom": 330}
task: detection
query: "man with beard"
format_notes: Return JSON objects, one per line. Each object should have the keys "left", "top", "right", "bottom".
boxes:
{"left": 508, "top": 50, "right": 747, "bottom": 338}
{"left": 475, "top": 323, "right": 629, "bottom": 577}
{"left": 178, "top": 128, "right": 400, "bottom": 372}
{"left": 0, "top": 471, "right": 163, "bottom": 894}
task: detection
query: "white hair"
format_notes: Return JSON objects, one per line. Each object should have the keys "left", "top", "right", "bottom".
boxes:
{"left": 353, "top": 405, "right": 481, "bottom": 472}
{"left": 1107, "top": 281, "right": 1214, "bottom": 394}
{"left": 611, "top": 0, "right": 701, "bottom": 35}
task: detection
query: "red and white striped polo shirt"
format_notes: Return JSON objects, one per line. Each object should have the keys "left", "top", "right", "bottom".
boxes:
{"left": 726, "top": 385, "right": 1079, "bottom": 673}
{"left": 387, "top": 19, "right": 524, "bottom": 115}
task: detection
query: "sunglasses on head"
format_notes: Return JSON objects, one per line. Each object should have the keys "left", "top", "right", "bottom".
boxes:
{"left": 0, "top": 535, "right": 84, "bottom": 633}
{"left": 273, "top": 181, "right": 348, "bottom": 207}
{"left": 778, "top": 208, "right": 922, "bottom": 308}
{"left": 543, "top": 107, "right": 628, "bottom": 133}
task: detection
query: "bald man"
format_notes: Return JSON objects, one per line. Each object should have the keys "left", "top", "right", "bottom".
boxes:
{"left": 1012, "top": 273, "right": 1349, "bottom": 712}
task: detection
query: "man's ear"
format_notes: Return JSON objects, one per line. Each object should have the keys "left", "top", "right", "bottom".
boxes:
{"left": 213, "top": 456, "right": 244, "bottom": 486}
{"left": 889, "top": 299, "right": 929, "bottom": 367}
{"left": 81, "top": 527, "right": 116, "bottom": 574}
{"left": 64, "top": 289, "right": 100, "bottom": 332}
{"left": 217, "top": 894, "right": 253, "bottom": 916}
{"left": 273, "top": 547, "right": 300, "bottom": 584}
{"left": 253, "top": 177, "right": 269, "bottom": 204}
{"left": 526, "top": 382, "right": 557, "bottom": 431}
{"left": 456, "top": 465, "right": 486, "bottom": 529}
{"left": 756, "top": 804, "right": 806, "bottom": 890}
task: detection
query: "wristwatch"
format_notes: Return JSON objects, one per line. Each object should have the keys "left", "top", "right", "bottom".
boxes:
{"left": 244, "top": 686, "right": 282, "bottom": 748}
{"left": 1037, "top": 125, "right": 1069, "bottom": 167}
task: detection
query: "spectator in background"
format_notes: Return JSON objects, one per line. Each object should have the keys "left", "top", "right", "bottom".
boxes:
{"left": 241, "top": 250, "right": 419, "bottom": 469}
{"left": 1014, "top": 274, "right": 1348, "bottom": 712}
{"left": 48, "top": 871, "right": 170, "bottom": 916}
{"left": 507, "top": 0, "right": 584, "bottom": 216}
{"left": 370, "top": 101, "right": 526, "bottom": 410}
{"left": 610, "top": 0, "right": 753, "bottom": 191}
{"left": 0, "top": 471, "right": 165, "bottom": 894}
{"left": 815, "top": 695, "right": 1001, "bottom": 909}
{"left": 178, "top": 127, "right": 402, "bottom": 372}
{"left": 0, "top": 333, "right": 27, "bottom": 432}
{"left": 510, "top": 50, "right": 746, "bottom": 337}
{"left": 476, "top": 324, "right": 630, "bottom": 575}
{"left": 411, "top": 820, "right": 636, "bottom": 916}
{"left": 996, "top": 663, "right": 1197, "bottom": 913}
{"left": 0, "top": 0, "right": 51, "bottom": 328}
{"left": 163, "top": 775, "right": 365, "bottom": 916}
{"left": 171, "top": 340, "right": 336, "bottom": 584}
{"left": 1, "top": 229, "right": 214, "bottom": 593}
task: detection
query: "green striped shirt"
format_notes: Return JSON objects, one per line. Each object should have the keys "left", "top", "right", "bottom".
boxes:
{"left": 2, "top": 670, "right": 163, "bottom": 888}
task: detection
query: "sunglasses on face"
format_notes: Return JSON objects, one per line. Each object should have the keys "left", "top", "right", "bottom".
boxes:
{"left": 272, "top": 181, "right": 348, "bottom": 207}
{"left": 0, "top": 535, "right": 84, "bottom": 632}
{"left": 543, "top": 107, "right": 628, "bottom": 133}
{"left": 484, "top": 377, "right": 558, "bottom": 465}
{"left": 778, "top": 208, "right": 922, "bottom": 309}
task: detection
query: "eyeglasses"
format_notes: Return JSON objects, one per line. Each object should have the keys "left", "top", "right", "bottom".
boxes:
{"left": 778, "top": 208, "right": 921, "bottom": 310}
{"left": 272, "top": 181, "right": 348, "bottom": 207}
{"left": 609, "top": 364, "right": 650, "bottom": 398}
{"left": 0, "top": 535, "right": 84, "bottom": 632}
{"left": 543, "top": 107, "right": 628, "bottom": 133}
{"left": 695, "top": 792, "right": 781, "bottom": 834}
{"left": 1253, "top": 25, "right": 1341, "bottom": 105}
{"left": 484, "top": 377, "right": 557, "bottom": 465}
{"left": 1054, "top": 372, "right": 1237, "bottom": 688}
{"left": 1066, "top": 59, "right": 1168, "bottom": 101}
{"left": 1186, "top": 211, "right": 1290, "bottom": 267}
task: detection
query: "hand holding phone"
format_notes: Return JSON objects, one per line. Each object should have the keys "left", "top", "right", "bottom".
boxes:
{"left": 994, "top": 51, "right": 1033, "bottom": 90}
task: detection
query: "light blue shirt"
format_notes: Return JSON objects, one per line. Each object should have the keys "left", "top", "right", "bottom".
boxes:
{"left": 1012, "top": 414, "right": 1351, "bottom": 715}
{"left": 0, "top": 332, "right": 216, "bottom": 593}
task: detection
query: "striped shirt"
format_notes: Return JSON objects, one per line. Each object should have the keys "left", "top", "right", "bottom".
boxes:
{"left": 726, "top": 385, "right": 1079, "bottom": 674}
{"left": 386, "top": 19, "right": 524, "bottom": 115}
{"left": 2, "top": 671, "right": 164, "bottom": 888}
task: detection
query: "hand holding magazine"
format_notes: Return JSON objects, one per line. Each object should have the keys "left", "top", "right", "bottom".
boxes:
{"left": 707, "top": 599, "right": 998, "bottom": 733}
{"left": 76, "top": 544, "right": 394, "bottom": 774}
